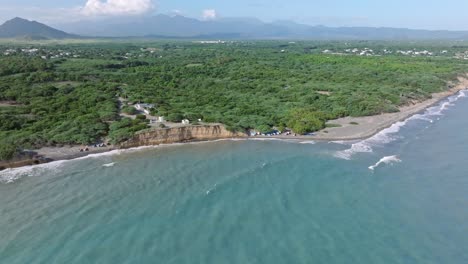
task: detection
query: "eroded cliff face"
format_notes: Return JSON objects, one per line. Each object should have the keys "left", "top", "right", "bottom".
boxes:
{"left": 120, "top": 125, "right": 247, "bottom": 148}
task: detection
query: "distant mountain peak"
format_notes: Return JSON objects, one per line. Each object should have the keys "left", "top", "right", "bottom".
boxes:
{"left": 0, "top": 17, "right": 78, "bottom": 39}
{"left": 9, "top": 17, "right": 29, "bottom": 22}
{"left": 3, "top": 17, "right": 32, "bottom": 25}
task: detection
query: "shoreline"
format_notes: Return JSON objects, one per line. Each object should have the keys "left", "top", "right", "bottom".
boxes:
{"left": 0, "top": 146, "right": 117, "bottom": 171}
{"left": 1, "top": 77, "right": 467, "bottom": 171}
{"left": 266, "top": 77, "right": 468, "bottom": 141}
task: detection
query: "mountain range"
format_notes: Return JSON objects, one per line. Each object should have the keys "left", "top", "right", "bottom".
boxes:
{"left": 2, "top": 16, "right": 468, "bottom": 40}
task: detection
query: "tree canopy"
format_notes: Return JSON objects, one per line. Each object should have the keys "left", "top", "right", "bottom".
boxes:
{"left": 0, "top": 40, "right": 466, "bottom": 160}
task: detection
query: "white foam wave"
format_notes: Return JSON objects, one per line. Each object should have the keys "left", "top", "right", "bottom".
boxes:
{"left": 369, "top": 155, "right": 402, "bottom": 170}
{"left": 335, "top": 90, "right": 468, "bottom": 160}
{"left": 206, "top": 183, "right": 218, "bottom": 195}
{"left": 0, "top": 139, "right": 251, "bottom": 184}
{"left": 410, "top": 114, "right": 433, "bottom": 123}
{"left": 300, "top": 141, "right": 316, "bottom": 144}
{"left": 0, "top": 160, "right": 67, "bottom": 184}
{"left": 334, "top": 120, "right": 406, "bottom": 160}
{"left": 459, "top": 90, "right": 467, "bottom": 98}
{"left": 330, "top": 140, "right": 350, "bottom": 145}
{"left": 102, "top": 162, "right": 116, "bottom": 167}
{"left": 0, "top": 148, "right": 145, "bottom": 184}
{"left": 424, "top": 90, "right": 466, "bottom": 116}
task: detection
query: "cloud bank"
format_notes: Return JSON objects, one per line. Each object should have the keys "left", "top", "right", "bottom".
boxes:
{"left": 82, "top": 0, "right": 155, "bottom": 16}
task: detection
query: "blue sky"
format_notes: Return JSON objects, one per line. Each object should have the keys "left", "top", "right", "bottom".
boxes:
{"left": 0, "top": 0, "right": 467, "bottom": 30}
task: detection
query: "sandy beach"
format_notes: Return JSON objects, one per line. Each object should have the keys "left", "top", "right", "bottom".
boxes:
{"left": 266, "top": 76, "right": 468, "bottom": 141}
{"left": 35, "top": 146, "right": 115, "bottom": 161}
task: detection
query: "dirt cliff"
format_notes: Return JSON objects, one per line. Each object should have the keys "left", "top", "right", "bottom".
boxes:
{"left": 120, "top": 125, "right": 247, "bottom": 148}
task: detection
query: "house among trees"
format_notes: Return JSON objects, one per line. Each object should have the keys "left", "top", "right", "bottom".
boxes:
{"left": 182, "top": 119, "right": 190, "bottom": 125}
{"left": 135, "top": 103, "right": 155, "bottom": 115}
{"left": 149, "top": 116, "right": 165, "bottom": 124}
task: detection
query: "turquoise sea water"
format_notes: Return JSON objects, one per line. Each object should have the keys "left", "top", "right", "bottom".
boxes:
{"left": 1, "top": 91, "right": 468, "bottom": 264}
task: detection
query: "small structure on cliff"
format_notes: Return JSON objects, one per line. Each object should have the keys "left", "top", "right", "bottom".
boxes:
{"left": 150, "top": 116, "right": 165, "bottom": 124}
{"left": 135, "top": 103, "right": 155, "bottom": 115}
{"left": 182, "top": 119, "right": 190, "bottom": 125}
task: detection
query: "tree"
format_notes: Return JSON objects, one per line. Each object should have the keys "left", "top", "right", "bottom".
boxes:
{"left": 167, "top": 113, "right": 184, "bottom": 122}
{"left": 256, "top": 125, "right": 272, "bottom": 133}
{"left": 122, "top": 106, "right": 138, "bottom": 115}
{"left": 287, "top": 109, "right": 326, "bottom": 135}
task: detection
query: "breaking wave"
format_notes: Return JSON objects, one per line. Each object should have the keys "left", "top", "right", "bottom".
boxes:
{"left": 0, "top": 147, "right": 152, "bottom": 184}
{"left": 334, "top": 120, "right": 406, "bottom": 160}
{"left": 102, "top": 162, "right": 116, "bottom": 167}
{"left": 369, "top": 155, "right": 402, "bottom": 170}
{"left": 0, "top": 160, "right": 67, "bottom": 184}
{"left": 335, "top": 90, "right": 467, "bottom": 160}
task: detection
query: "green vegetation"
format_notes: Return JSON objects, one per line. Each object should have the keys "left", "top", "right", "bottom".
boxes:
{"left": 122, "top": 105, "right": 138, "bottom": 115}
{"left": 287, "top": 109, "right": 329, "bottom": 135}
{"left": 0, "top": 40, "right": 467, "bottom": 160}
{"left": 0, "top": 144, "right": 18, "bottom": 160}
{"left": 0, "top": 56, "right": 51, "bottom": 76}
{"left": 108, "top": 118, "right": 149, "bottom": 144}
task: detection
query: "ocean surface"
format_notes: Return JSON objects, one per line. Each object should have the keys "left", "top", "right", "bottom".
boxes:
{"left": 1, "top": 91, "right": 468, "bottom": 264}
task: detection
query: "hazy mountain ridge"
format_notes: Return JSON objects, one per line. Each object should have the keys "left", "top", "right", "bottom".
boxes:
{"left": 54, "top": 15, "right": 468, "bottom": 40}
{"left": 2, "top": 15, "right": 468, "bottom": 40}
{"left": 0, "top": 17, "right": 77, "bottom": 39}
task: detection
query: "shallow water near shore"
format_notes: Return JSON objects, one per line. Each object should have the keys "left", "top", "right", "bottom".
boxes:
{"left": 1, "top": 92, "right": 468, "bottom": 263}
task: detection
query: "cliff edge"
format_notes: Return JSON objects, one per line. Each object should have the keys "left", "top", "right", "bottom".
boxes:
{"left": 120, "top": 125, "right": 247, "bottom": 148}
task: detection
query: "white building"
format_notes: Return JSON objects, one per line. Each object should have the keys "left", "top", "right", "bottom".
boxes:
{"left": 182, "top": 119, "right": 190, "bottom": 125}
{"left": 197, "top": 40, "right": 226, "bottom": 44}
{"left": 135, "top": 103, "right": 155, "bottom": 115}
{"left": 150, "top": 116, "right": 165, "bottom": 124}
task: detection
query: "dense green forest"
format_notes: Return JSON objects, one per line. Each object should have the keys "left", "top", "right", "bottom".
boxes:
{"left": 1, "top": 40, "right": 467, "bottom": 159}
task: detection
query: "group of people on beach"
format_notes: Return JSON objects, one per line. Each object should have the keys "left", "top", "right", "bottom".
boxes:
{"left": 79, "top": 147, "right": 89, "bottom": 152}
{"left": 79, "top": 143, "right": 109, "bottom": 152}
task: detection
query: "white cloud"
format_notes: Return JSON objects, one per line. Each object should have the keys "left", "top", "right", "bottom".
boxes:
{"left": 202, "top": 9, "right": 217, "bottom": 20}
{"left": 0, "top": 1, "right": 157, "bottom": 24}
{"left": 82, "top": 0, "right": 155, "bottom": 16}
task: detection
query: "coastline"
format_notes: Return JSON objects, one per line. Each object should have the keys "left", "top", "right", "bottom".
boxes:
{"left": 1, "top": 76, "right": 467, "bottom": 171}
{"left": 0, "top": 146, "right": 116, "bottom": 171}
{"left": 268, "top": 76, "right": 468, "bottom": 141}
